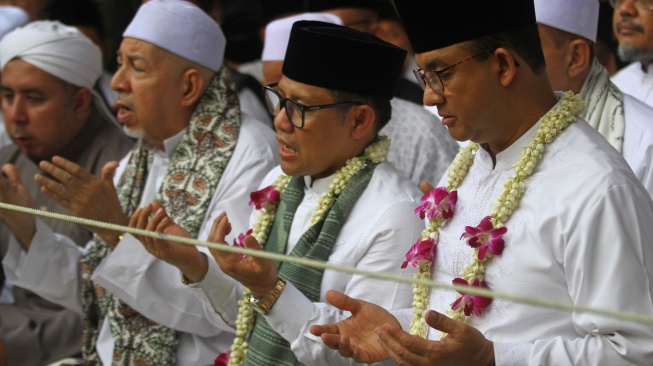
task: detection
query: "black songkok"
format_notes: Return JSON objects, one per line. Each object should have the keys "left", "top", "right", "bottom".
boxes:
{"left": 394, "top": 0, "right": 536, "bottom": 53}
{"left": 304, "top": 0, "right": 380, "bottom": 12}
{"left": 282, "top": 20, "right": 406, "bottom": 100}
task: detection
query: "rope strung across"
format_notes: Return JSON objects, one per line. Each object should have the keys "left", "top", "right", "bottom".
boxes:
{"left": 3, "top": 200, "right": 653, "bottom": 326}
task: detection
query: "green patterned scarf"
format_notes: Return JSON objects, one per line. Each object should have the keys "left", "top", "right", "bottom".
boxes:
{"left": 243, "top": 162, "right": 378, "bottom": 366}
{"left": 79, "top": 66, "right": 241, "bottom": 366}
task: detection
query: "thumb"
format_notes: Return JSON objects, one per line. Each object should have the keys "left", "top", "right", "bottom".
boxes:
{"left": 425, "top": 310, "right": 459, "bottom": 335}
{"left": 243, "top": 234, "right": 262, "bottom": 251}
{"left": 101, "top": 161, "right": 120, "bottom": 183}
{"left": 325, "top": 290, "right": 362, "bottom": 313}
{"left": 2, "top": 164, "right": 22, "bottom": 186}
{"left": 419, "top": 180, "right": 435, "bottom": 195}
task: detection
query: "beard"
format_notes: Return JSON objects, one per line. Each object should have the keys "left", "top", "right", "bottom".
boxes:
{"left": 123, "top": 125, "right": 145, "bottom": 139}
{"left": 618, "top": 42, "right": 653, "bottom": 64}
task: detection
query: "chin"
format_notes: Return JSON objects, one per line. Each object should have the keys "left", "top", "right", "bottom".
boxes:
{"left": 123, "top": 126, "right": 145, "bottom": 139}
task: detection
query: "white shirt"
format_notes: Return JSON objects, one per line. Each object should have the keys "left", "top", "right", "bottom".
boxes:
{"left": 193, "top": 163, "right": 425, "bottom": 366}
{"left": 395, "top": 114, "right": 653, "bottom": 365}
{"left": 382, "top": 98, "right": 459, "bottom": 185}
{"left": 3, "top": 113, "right": 278, "bottom": 366}
{"left": 612, "top": 62, "right": 653, "bottom": 108}
{"left": 621, "top": 94, "right": 653, "bottom": 195}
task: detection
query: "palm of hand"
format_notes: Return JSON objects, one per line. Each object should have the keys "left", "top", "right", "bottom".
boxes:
{"left": 337, "top": 301, "right": 399, "bottom": 362}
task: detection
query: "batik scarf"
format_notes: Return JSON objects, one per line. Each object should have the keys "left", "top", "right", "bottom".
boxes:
{"left": 579, "top": 58, "right": 626, "bottom": 152}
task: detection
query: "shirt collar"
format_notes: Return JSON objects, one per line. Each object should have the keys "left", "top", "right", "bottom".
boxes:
{"left": 162, "top": 128, "right": 186, "bottom": 159}
{"left": 304, "top": 173, "right": 336, "bottom": 194}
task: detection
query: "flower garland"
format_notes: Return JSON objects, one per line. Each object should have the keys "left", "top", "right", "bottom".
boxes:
{"left": 404, "top": 91, "right": 586, "bottom": 337}
{"left": 226, "top": 135, "right": 390, "bottom": 366}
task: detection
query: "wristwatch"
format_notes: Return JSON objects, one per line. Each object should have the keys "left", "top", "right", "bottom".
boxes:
{"left": 249, "top": 277, "right": 286, "bottom": 315}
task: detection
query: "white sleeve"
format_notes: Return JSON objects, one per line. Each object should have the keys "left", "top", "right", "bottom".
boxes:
{"left": 493, "top": 183, "right": 653, "bottom": 366}
{"left": 263, "top": 201, "right": 423, "bottom": 366}
{"left": 8, "top": 219, "right": 86, "bottom": 314}
{"left": 91, "top": 235, "right": 238, "bottom": 336}
{"left": 91, "top": 116, "right": 277, "bottom": 338}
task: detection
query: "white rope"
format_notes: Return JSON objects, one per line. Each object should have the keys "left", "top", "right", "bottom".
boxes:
{"left": 3, "top": 201, "right": 653, "bottom": 325}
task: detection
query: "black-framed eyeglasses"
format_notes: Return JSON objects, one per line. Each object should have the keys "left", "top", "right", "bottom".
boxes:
{"left": 413, "top": 52, "right": 487, "bottom": 94}
{"left": 263, "top": 83, "right": 364, "bottom": 129}
{"left": 609, "top": 0, "right": 653, "bottom": 11}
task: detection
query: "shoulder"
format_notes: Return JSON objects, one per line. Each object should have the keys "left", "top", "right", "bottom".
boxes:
{"left": 611, "top": 62, "right": 642, "bottom": 84}
{"left": 363, "top": 162, "right": 423, "bottom": 206}
{"left": 232, "top": 112, "right": 277, "bottom": 160}
{"left": 623, "top": 94, "right": 653, "bottom": 130}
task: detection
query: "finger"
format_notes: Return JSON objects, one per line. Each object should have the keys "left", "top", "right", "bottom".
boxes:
{"left": 38, "top": 160, "right": 77, "bottom": 189}
{"left": 325, "top": 290, "right": 364, "bottom": 314}
{"left": 101, "top": 161, "right": 120, "bottom": 183}
{"left": 243, "top": 235, "right": 262, "bottom": 251}
{"left": 146, "top": 207, "right": 167, "bottom": 233}
{"left": 129, "top": 207, "right": 142, "bottom": 228}
{"left": 208, "top": 212, "right": 230, "bottom": 244}
{"left": 39, "top": 183, "right": 70, "bottom": 205}
{"left": 317, "top": 333, "right": 344, "bottom": 352}
{"left": 1, "top": 164, "right": 22, "bottom": 185}
{"left": 309, "top": 323, "right": 340, "bottom": 337}
{"left": 135, "top": 204, "right": 153, "bottom": 230}
{"left": 425, "top": 310, "right": 459, "bottom": 335}
{"left": 376, "top": 325, "right": 428, "bottom": 365}
{"left": 337, "top": 334, "right": 355, "bottom": 359}
{"left": 419, "top": 180, "right": 434, "bottom": 195}
{"left": 51, "top": 156, "right": 93, "bottom": 181}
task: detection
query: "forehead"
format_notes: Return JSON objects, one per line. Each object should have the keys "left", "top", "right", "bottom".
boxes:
{"left": 415, "top": 43, "right": 467, "bottom": 70}
{"left": 278, "top": 75, "right": 332, "bottom": 102}
{"left": 118, "top": 37, "right": 161, "bottom": 60}
{"left": 1, "top": 58, "right": 67, "bottom": 89}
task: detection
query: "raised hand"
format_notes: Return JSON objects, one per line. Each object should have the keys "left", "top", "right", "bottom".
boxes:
{"left": 207, "top": 213, "right": 277, "bottom": 298}
{"left": 129, "top": 202, "right": 207, "bottom": 282}
{"left": 36, "top": 156, "right": 126, "bottom": 246}
{"left": 310, "top": 290, "right": 399, "bottom": 363}
{"left": 0, "top": 164, "right": 35, "bottom": 247}
{"left": 375, "top": 309, "right": 494, "bottom": 366}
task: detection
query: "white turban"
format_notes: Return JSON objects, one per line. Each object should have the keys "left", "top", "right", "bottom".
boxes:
{"left": 262, "top": 12, "right": 343, "bottom": 62}
{"left": 0, "top": 20, "right": 102, "bottom": 89}
{"left": 0, "top": 6, "right": 28, "bottom": 41}
{"left": 124, "top": 0, "right": 225, "bottom": 71}
{"left": 535, "top": 0, "right": 599, "bottom": 42}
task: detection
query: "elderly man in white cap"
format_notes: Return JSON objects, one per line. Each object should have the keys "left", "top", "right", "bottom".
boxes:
{"left": 610, "top": 0, "right": 653, "bottom": 107}
{"left": 2, "top": 1, "right": 277, "bottom": 365}
{"left": 262, "top": 11, "right": 458, "bottom": 187}
{"left": 535, "top": 0, "right": 653, "bottom": 195}
{"left": 0, "top": 20, "right": 133, "bottom": 366}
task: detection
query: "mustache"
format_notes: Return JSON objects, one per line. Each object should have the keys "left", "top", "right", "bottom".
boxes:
{"left": 616, "top": 18, "right": 645, "bottom": 34}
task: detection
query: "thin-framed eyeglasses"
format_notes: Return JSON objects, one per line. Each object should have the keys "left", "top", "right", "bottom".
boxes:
{"left": 263, "top": 82, "right": 364, "bottom": 129}
{"left": 413, "top": 52, "right": 487, "bottom": 94}
{"left": 610, "top": 0, "right": 653, "bottom": 11}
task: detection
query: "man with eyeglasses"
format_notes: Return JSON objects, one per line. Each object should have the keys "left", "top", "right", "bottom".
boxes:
{"left": 535, "top": 0, "right": 653, "bottom": 196}
{"left": 130, "top": 20, "right": 424, "bottom": 366}
{"left": 611, "top": 0, "right": 653, "bottom": 107}
{"left": 311, "top": 0, "right": 653, "bottom": 365}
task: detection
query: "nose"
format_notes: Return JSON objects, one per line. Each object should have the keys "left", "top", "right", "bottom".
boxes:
{"left": 423, "top": 86, "right": 445, "bottom": 107}
{"left": 616, "top": 0, "right": 638, "bottom": 16}
{"left": 2, "top": 96, "right": 27, "bottom": 126}
{"left": 273, "top": 106, "right": 295, "bottom": 133}
{"left": 110, "top": 64, "right": 128, "bottom": 93}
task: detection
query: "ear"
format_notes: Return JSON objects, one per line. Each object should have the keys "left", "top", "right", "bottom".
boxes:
{"left": 72, "top": 87, "right": 93, "bottom": 120}
{"left": 493, "top": 48, "right": 519, "bottom": 87}
{"left": 350, "top": 104, "right": 376, "bottom": 141}
{"left": 566, "top": 39, "right": 591, "bottom": 79}
{"left": 179, "top": 68, "right": 207, "bottom": 108}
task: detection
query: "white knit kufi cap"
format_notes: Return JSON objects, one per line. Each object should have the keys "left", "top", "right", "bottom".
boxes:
{"left": 0, "top": 6, "right": 28, "bottom": 41}
{"left": 534, "top": 0, "right": 599, "bottom": 42}
{"left": 124, "top": 0, "right": 225, "bottom": 71}
{"left": 0, "top": 20, "right": 102, "bottom": 88}
{"left": 262, "top": 12, "right": 343, "bottom": 62}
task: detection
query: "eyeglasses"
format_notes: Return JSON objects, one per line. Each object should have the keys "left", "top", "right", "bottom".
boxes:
{"left": 263, "top": 83, "right": 364, "bottom": 129}
{"left": 610, "top": 0, "right": 653, "bottom": 11}
{"left": 413, "top": 52, "right": 487, "bottom": 94}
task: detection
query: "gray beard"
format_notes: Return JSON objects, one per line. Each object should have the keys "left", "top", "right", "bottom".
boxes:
{"left": 123, "top": 125, "right": 145, "bottom": 139}
{"left": 618, "top": 43, "right": 653, "bottom": 64}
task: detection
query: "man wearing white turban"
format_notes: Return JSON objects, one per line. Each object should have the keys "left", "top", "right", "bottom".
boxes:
{"left": 3, "top": 1, "right": 277, "bottom": 365}
{"left": 0, "top": 21, "right": 133, "bottom": 366}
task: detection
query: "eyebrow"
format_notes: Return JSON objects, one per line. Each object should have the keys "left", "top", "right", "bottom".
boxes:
{"left": 116, "top": 50, "right": 147, "bottom": 64}
{"left": 0, "top": 85, "right": 45, "bottom": 96}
